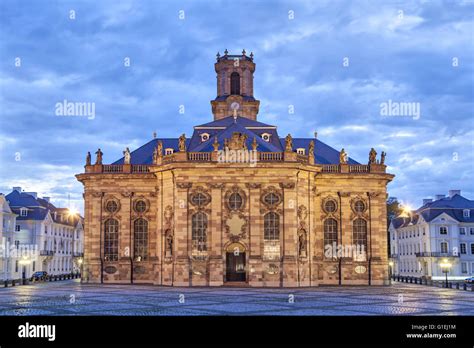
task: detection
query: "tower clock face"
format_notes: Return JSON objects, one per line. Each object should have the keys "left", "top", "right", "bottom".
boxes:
{"left": 230, "top": 102, "right": 240, "bottom": 110}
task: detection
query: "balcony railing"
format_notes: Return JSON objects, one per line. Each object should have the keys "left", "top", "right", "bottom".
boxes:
{"left": 415, "top": 252, "right": 460, "bottom": 258}
{"left": 83, "top": 153, "right": 386, "bottom": 174}
{"left": 187, "top": 152, "right": 211, "bottom": 161}
{"left": 40, "top": 250, "right": 54, "bottom": 256}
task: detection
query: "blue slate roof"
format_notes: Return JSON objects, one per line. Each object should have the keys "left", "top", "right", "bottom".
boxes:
{"left": 111, "top": 115, "right": 361, "bottom": 165}
{"left": 5, "top": 190, "right": 82, "bottom": 225}
{"left": 392, "top": 194, "right": 474, "bottom": 228}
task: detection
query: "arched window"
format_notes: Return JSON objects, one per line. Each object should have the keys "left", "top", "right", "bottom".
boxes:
{"left": 264, "top": 212, "right": 279, "bottom": 240}
{"left": 231, "top": 72, "right": 240, "bottom": 95}
{"left": 133, "top": 218, "right": 148, "bottom": 261}
{"left": 324, "top": 218, "right": 338, "bottom": 250}
{"left": 104, "top": 219, "right": 119, "bottom": 261}
{"left": 353, "top": 218, "right": 367, "bottom": 259}
{"left": 192, "top": 212, "right": 207, "bottom": 252}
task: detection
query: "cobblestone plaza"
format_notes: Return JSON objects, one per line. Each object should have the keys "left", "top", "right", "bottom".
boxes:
{"left": 0, "top": 280, "right": 472, "bottom": 316}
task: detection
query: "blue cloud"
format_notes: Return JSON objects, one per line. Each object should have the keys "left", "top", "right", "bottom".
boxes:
{"left": 0, "top": 0, "right": 472, "bottom": 212}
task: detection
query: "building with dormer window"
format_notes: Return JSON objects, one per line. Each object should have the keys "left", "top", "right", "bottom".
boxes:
{"left": 389, "top": 190, "right": 474, "bottom": 280}
{"left": 3, "top": 187, "right": 84, "bottom": 281}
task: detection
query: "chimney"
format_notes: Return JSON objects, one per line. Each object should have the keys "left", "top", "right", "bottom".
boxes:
{"left": 422, "top": 198, "right": 433, "bottom": 206}
{"left": 43, "top": 197, "right": 50, "bottom": 203}
{"left": 435, "top": 194, "right": 445, "bottom": 201}
{"left": 13, "top": 187, "right": 22, "bottom": 193}
{"left": 448, "top": 190, "right": 461, "bottom": 198}
{"left": 24, "top": 192, "right": 38, "bottom": 199}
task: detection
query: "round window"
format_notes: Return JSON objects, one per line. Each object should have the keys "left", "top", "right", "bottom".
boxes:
{"left": 105, "top": 200, "right": 119, "bottom": 213}
{"left": 324, "top": 199, "right": 337, "bottom": 213}
{"left": 134, "top": 200, "right": 147, "bottom": 213}
{"left": 191, "top": 193, "right": 209, "bottom": 207}
{"left": 264, "top": 192, "right": 280, "bottom": 206}
{"left": 229, "top": 192, "right": 243, "bottom": 210}
{"left": 354, "top": 200, "right": 366, "bottom": 213}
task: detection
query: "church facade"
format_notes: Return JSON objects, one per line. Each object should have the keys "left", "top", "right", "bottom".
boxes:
{"left": 76, "top": 51, "right": 394, "bottom": 287}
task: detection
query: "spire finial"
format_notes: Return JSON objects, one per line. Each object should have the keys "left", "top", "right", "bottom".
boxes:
{"left": 216, "top": 52, "right": 220, "bottom": 60}
{"left": 242, "top": 49, "right": 246, "bottom": 56}
{"left": 224, "top": 49, "right": 228, "bottom": 55}
{"left": 250, "top": 52, "right": 254, "bottom": 60}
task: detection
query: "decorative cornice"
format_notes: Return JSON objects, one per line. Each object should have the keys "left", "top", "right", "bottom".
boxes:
{"left": 176, "top": 182, "right": 192, "bottom": 189}
{"left": 245, "top": 183, "right": 261, "bottom": 189}
{"left": 279, "top": 182, "right": 295, "bottom": 189}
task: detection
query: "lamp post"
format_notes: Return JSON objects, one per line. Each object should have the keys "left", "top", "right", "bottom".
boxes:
{"left": 18, "top": 256, "right": 31, "bottom": 285}
{"left": 440, "top": 259, "right": 452, "bottom": 288}
{"left": 389, "top": 261, "right": 394, "bottom": 283}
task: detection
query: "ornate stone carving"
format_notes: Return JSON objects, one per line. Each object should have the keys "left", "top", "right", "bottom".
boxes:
{"left": 123, "top": 147, "right": 131, "bottom": 164}
{"left": 260, "top": 186, "right": 283, "bottom": 211}
{"left": 367, "top": 191, "right": 382, "bottom": 198}
{"left": 189, "top": 186, "right": 211, "bottom": 209}
{"left": 224, "top": 186, "right": 246, "bottom": 211}
{"left": 85, "top": 151, "right": 91, "bottom": 166}
{"left": 91, "top": 191, "right": 104, "bottom": 198}
{"left": 369, "top": 148, "right": 377, "bottom": 164}
{"left": 339, "top": 148, "right": 348, "bottom": 164}
{"left": 298, "top": 228, "right": 307, "bottom": 258}
{"left": 120, "top": 191, "right": 133, "bottom": 198}
{"left": 297, "top": 205, "right": 308, "bottom": 221}
{"left": 285, "top": 134, "right": 293, "bottom": 152}
{"left": 279, "top": 182, "right": 295, "bottom": 189}
{"left": 176, "top": 182, "right": 192, "bottom": 189}
{"left": 245, "top": 183, "right": 261, "bottom": 189}
{"left": 178, "top": 134, "right": 186, "bottom": 152}
{"left": 224, "top": 211, "right": 248, "bottom": 241}
{"left": 227, "top": 132, "right": 248, "bottom": 150}
{"left": 380, "top": 151, "right": 386, "bottom": 164}
{"left": 95, "top": 148, "right": 103, "bottom": 165}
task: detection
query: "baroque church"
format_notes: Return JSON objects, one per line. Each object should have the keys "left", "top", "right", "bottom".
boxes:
{"left": 76, "top": 50, "right": 394, "bottom": 287}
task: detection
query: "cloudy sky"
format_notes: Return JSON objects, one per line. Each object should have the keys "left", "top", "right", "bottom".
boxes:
{"left": 0, "top": 0, "right": 473, "bottom": 213}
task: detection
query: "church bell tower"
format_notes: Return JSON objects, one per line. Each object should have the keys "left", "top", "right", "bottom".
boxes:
{"left": 211, "top": 49, "right": 260, "bottom": 121}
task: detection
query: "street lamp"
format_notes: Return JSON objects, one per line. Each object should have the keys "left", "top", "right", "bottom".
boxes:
{"left": 18, "top": 256, "right": 31, "bottom": 285}
{"left": 439, "top": 259, "right": 452, "bottom": 288}
{"left": 389, "top": 261, "right": 394, "bottom": 282}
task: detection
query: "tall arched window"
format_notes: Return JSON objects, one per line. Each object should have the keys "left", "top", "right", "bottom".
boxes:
{"left": 353, "top": 218, "right": 368, "bottom": 260}
{"left": 230, "top": 72, "right": 240, "bottom": 95}
{"left": 264, "top": 212, "right": 280, "bottom": 240}
{"left": 104, "top": 219, "right": 119, "bottom": 261}
{"left": 192, "top": 212, "right": 208, "bottom": 252}
{"left": 133, "top": 218, "right": 148, "bottom": 261}
{"left": 324, "top": 218, "right": 338, "bottom": 251}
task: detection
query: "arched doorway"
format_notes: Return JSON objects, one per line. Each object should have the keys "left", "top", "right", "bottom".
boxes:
{"left": 225, "top": 243, "right": 246, "bottom": 282}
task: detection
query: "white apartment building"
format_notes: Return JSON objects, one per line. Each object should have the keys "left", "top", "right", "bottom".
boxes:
{"left": 0, "top": 194, "right": 18, "bottom": 281}
{"left": 389, "top": 190, "right": 474, "bottom": 281}
{"left": 1, "top": 187, "right": 84, "bottom": 281}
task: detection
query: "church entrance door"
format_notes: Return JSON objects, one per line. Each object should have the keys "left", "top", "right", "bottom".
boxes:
{"left": 225, "top": 243, "right": 247, "bottom": 282}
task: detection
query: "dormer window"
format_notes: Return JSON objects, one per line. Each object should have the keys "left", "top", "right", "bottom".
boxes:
{"left": 20, "top": 208, "right": 27, "bottom": 217}
{"left": 297, "top": 148, "right": 306, "bottom": 155}
{"left": 200, "top": 133, "right": 210, "bottom": 142}
{"left": 165, "top": 148, "right": 174, "bottom": 155}
{"left": 463, "top": 209, "right": 470, "bottom": 218}
{"left": 261, "top": 133, "right": 271, "bottom": 142}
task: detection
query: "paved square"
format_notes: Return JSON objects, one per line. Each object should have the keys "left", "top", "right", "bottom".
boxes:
{"left": 0, "top": 280, "right": 472, "bottom": 315}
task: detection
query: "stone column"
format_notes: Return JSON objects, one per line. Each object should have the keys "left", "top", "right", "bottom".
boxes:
{"left": 247, "top": 183, "right": 262, "bottom": 286}
{"left": 118, "top": 191, "right": 133, "bottom": 283}
{"left": 173, "top": 182, "right": 191, "bottom": 286}
{"left": 281, "top": 182, "right": 298, "bottom": 287}
{"left": 84, "top": 190, "right": 102, "bottom": 283}
{"left": 209, "top": 183, "right": 224, "bottom": 286}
